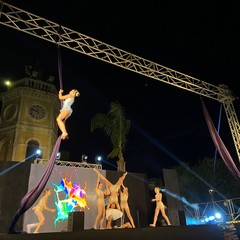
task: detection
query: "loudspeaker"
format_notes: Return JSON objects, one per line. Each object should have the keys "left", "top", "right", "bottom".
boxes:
{"left": 168, "top": 209, "right": 186, "bottom": 226}
{"left": 178, "top": 210, "right": 186, "bottom": 226}
{"left": 68, "top": 211, "right": 84, "bottom": 231}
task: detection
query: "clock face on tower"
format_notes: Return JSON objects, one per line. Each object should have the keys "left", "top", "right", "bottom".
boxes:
{"left": 29, "top": 104, "right": 46, "bottom": 120}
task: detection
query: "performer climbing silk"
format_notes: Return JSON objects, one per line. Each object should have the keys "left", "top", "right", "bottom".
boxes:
{"left": 56, "top": 89, "right": 80, "bottom": 140}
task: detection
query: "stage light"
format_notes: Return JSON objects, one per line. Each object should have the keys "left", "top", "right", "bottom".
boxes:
{"left": 204, "top": 217, "right": 209, "bottom": 222}
{"left": 215, "top": 212, "right": 221, "bottom": 219}
{"left": 81, "top": 154, "right": 88, "bottom": 162}
{"left": 208, "top": 215, "right": 215, "bottom": 221}
{"left": 56, "top": 152, "right": 61, "bottom": 159}
{"left": 35, "top": 149, "right": 42, "bottom": 157}
{"left": 208, "top": 189, "right": 214, "bottom": 195}
{"left": 95, "top": 155, "right": 102, "bottom": 163}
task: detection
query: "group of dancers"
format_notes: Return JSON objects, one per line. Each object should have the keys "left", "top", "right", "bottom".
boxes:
{"left": 26, "top": 170, "right": 135, "bottom": 233}
{"left": 26, "top": 173, "right": 171, "bottom": 233}
{"left": 92, "top": 169, "right": 171, "bottom": 229}
{"left": 92, "top": 168, "right": 135, "bottom": 229}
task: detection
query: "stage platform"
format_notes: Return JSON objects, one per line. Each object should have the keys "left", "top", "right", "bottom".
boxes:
{"left": 0, "top": 225, "right": 225, "bottom": 240}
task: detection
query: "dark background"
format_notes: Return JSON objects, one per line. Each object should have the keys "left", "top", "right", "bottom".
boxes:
{"left": 0, "top": 0, "right": 240, "bottom": 178}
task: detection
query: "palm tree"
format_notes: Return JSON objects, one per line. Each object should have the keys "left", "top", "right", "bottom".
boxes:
{"left": 91, "top": 102, "right": 130, "bottom": 172}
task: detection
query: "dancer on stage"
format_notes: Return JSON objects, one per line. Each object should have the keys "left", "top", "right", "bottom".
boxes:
{"left": 93, "top": 175, "right": 109, "bottom": 229}
{"left": 106, "top": 202, "right": 132, "bottom": 229}
{"left": 150, "top": 187, "right": 171, "bottom": 227}
{"left": 56, "top": 89, "right": 80, "bottom": 140}
{"left": 93, "top": 168, "right": 127, "bottom": 210}
{"left": 26, "top": 189, "right": 56, "bottom": 233}
{"left": 120, "top": 184, "right": 135, "bottom": 228}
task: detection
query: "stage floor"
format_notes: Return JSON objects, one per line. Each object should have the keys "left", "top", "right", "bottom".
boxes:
{"left": 0, "top": 225, "right": 225, "bottom": 240}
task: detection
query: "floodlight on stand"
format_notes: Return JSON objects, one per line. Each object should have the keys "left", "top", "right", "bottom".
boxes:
{"left": 81, "top": 154, "right": 88, "bottom": 163}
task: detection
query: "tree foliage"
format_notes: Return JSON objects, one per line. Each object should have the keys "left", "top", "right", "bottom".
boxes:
{"left": 90, "top": 102, "right": 130, "bottom": 171}
{"left": 175, "top": 157, "right": 240, "bottom": 203}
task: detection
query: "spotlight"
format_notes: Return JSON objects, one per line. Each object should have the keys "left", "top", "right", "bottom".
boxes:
{"left": 35, "top": 149, "right": 42, "bottom": 157}
{"left": 56, "top": 152, "right": 61, "bottom": 160}
{"left": 81, "top": 154, "right": 88, "bottom": 163}
{"left": 215, "top": 212, "right": 221, "bottom": 219}
{"left": 208, "top": 215, "right": 215, "bottom": 221}
{"left": 208, "top": 189, "right": 214, "bottom": 195}
{"left": 95, "top": 155, "right": 102, "bottom": 163}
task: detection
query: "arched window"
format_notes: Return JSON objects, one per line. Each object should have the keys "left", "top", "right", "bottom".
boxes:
{"left": 25, "top": 140, "right": 39, "bottom": 162}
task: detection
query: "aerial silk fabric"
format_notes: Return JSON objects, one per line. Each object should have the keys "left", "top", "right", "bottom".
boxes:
{"left": 9, "top": 42, "right": 64, "bottom": 233}
{"left": 201, "top": 98, "right": 240, "bottom": 182}
{"left": 8, "top": 136, "right": 62, "bottom": 233}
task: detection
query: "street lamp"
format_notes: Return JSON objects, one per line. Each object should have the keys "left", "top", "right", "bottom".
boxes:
{"left": 4, "top": 80, "right": 12, "bottom": 90}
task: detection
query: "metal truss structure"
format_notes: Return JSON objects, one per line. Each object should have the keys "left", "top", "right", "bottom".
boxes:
{"left": 0, "top": 1, "right": 240, "bottom": 161}
{"left": 184, "top": 197, "right": 240, "bottom": 223}
{"left": 34, "top": 158, "right": 102, "bottom": 169}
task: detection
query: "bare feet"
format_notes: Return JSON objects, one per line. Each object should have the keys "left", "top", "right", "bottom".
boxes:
{"left": 26, "top": 225, "right": 31, "bottom": 234}
{"left": 149, "top": 224, "right": 155, "bottom": 227}
{"left": 125, "top": 222, "right": 133, "bottom": 228}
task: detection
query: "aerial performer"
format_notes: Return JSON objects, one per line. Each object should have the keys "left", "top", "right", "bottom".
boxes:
{"left": 149, "top": 187, "right": 171, "bottom": 227}
{"left": 26, "top": 189, "right": 56, "bottom": 234}
{"left": 56, "top": 89, "right": 80, "bottom": 140}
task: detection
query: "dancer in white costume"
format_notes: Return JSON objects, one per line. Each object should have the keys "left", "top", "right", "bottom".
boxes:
{"left": 56, "top": 89, "right": 80, "bottom": 140}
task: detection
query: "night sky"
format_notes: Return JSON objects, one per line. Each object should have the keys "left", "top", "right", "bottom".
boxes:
{"left": 1, "top": 1, "right": 240, "bottom": 177}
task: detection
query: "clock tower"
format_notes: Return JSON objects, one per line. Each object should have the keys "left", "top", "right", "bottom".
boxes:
{"left": 0, "top": 77, "right": 60, "bottom": 162}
